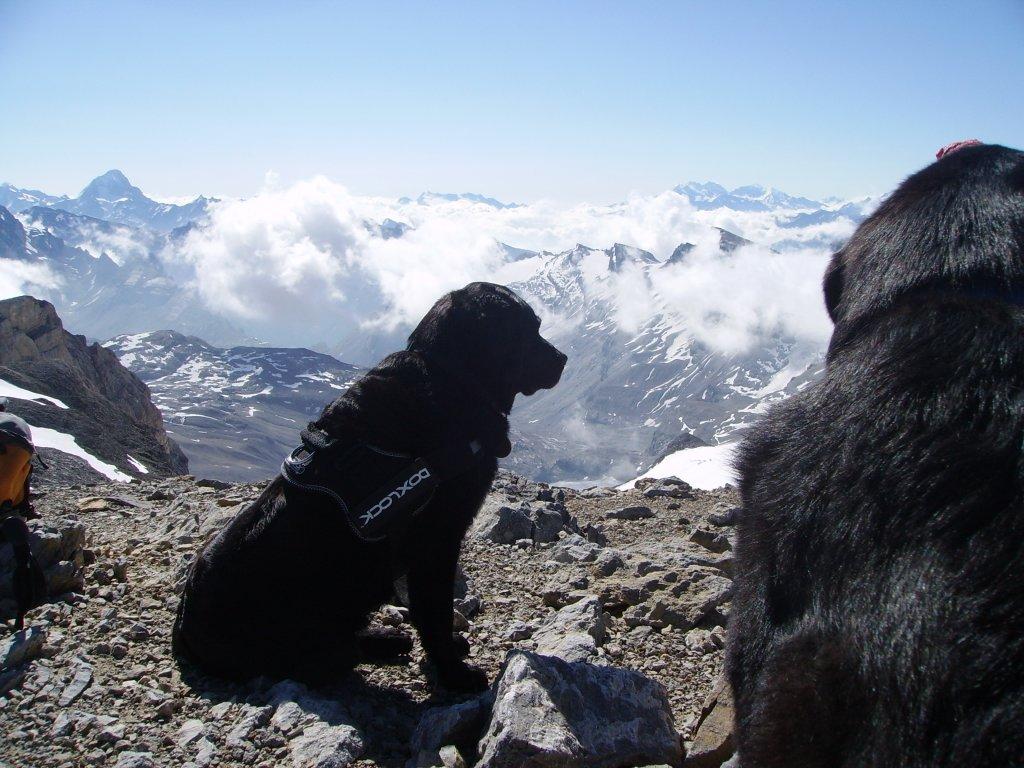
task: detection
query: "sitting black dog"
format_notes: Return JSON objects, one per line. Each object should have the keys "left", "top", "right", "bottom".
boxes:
{"left": 729, "top": 143, "right": 1024, "bottom": 767}
{"left": 173, "top": 282, "right": 566, "bottom": 691}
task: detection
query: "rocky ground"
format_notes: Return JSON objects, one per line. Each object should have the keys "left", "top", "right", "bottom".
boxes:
{"left": 0, "top": 470, "right": 738, "bottom": 768}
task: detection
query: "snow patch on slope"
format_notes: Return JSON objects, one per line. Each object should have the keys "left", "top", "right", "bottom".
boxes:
{"left": 0, "top": 377, "right": 70, "bottom": 409}
{"left": 620, "top": 443, "right": 739, "bottom": 491}
{"left": 31, "top": 425, "right": 132, "bottom": 482}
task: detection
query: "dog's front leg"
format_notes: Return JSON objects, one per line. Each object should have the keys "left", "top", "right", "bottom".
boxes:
{"left": 407, "top": 537, "right": 488, "bottom": 692}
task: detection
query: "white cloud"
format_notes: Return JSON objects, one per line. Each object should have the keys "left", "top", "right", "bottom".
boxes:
{"left": 654, "top": 244, "right": 833, "bottom": 354}
{"left": 0, "top": 259, "right": 60, "bottom": 301}
{"left": 167, "top": 175, "right": 853, "bottom": 355}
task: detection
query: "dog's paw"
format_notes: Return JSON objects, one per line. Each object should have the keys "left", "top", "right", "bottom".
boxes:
{"left": 450, "top": 633, "right": 471, "bottom": 658}
{"left": 438, "top": 662, "right": 489, "bottom": 693}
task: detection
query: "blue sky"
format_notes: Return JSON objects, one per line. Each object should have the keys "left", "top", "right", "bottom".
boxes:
{"left": 1, "top": 1, "right": 1022, "bottom": 203}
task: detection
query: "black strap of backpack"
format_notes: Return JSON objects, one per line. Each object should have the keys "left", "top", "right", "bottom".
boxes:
{"left": 1, "top": 508, "right": 47, "bottom": 630}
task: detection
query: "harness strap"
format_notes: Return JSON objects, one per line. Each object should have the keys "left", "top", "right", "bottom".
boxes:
{"left": 281, "top": 430, "right": 486, "bottom": 544}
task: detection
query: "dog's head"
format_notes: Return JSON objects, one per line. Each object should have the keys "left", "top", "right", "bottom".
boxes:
{"left": 824, "top": 143, "right": 1024, "bottom": 337}
{"left": 407, "top": 282, "right": 567, "bottom": 411}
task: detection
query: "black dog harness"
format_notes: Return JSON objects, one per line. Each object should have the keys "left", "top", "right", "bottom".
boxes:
{"left": 281, "top": 427, "right": 486, "bottom": 543}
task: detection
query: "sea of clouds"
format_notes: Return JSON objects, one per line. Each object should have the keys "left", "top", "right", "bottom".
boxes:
{"left": 169, "top": 175, "right": 864, "bottom": 357}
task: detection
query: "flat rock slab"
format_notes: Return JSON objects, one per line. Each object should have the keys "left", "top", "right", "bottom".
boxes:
{"left": 0, "top": 626, "right": 47, "bottom": 670}
{"left": 606, "top": 505, "right": 654, "bottom": 521}
{"left": 58, "top": 661, "right": 93, "bottom": 707}
{"left": 478, "top": 651, "right": 682, "bottom": 768}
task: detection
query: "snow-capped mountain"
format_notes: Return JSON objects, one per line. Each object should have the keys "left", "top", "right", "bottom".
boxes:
{"left": 673, "top": 181, "right": 823, "bottom": 212}
{"left": 0, "top": 170, "right": 214, "bottom": 231}
{"left": 400, "top": 191, "right": 522, "bottom": 209}
{"left": 2, "top": 171, "right": 870, "bottom": 484}
{"left": 501, "top": 241, "right": 823, "bottom": 484}
{"left": 104, "top": 331, "right": 361, "bottom": 481}
{"left": 0, "top": 203, "right": 244, "bottom": 344}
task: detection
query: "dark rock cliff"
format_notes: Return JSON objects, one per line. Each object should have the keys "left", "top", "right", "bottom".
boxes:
{"left": 0, "top": 295, "right": 188, "bottom": 480}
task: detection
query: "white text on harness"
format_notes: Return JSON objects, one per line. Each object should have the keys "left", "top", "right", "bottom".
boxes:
{"left": 359, "top": 467, "right": 433, "bottom": 526}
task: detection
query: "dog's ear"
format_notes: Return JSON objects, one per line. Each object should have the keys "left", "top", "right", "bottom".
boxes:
{"left": 823, "top": 253, "right": 845, "bottom": 324}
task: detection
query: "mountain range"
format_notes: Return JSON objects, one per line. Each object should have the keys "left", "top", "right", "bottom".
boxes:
{"left": 0, "top": 170, "right": 872, "bottom": 484}
{"left": 104, "top": 331, "right": 360, "bottom": 481}
{"left": 0, "top": 170, "right": 214, "bottom": 231}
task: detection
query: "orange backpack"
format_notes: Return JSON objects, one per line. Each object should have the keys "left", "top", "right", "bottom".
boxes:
{"left": 0, "top": 442, "right": 32, "bottom": 512}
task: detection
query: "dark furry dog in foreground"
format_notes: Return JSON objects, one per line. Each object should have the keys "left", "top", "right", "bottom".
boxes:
{"left": 173, "top": 282, "right": 566, "bottom": 691}
{"left": 729, "top": 143, "right": 1024, "bottom": 767}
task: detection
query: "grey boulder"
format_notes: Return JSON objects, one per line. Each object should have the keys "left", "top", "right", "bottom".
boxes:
{"left": 477, "top": 651, "right": 682, "bottom": 768}
{"left": 532, "top": 596, "right": 606, "bottom": 663}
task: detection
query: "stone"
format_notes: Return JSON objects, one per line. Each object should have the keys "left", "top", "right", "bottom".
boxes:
{"left": 438, "top": 745, "right": 467, "bottom": 768}
{"left": 471, "top": 502, "right": 534, "bottom": 545}
{"left": 593, "top": 549, "right": 626, "bottom": 577}
{"left": 58, "top": 661, "right": 93, "bottom": 707}
{"left": 177, "top": 719, "right": 208, "bottom": 749}
{"left": 0, "top": 517, "right": 86, "bottom": 620}
{"left": 289, "top": 721, "right": 365, "bottom": 768}
{"left": 407, "top": 693, "right": 494, "bottom": 768}
{"left": 549, "top": 534, "right": 601, "bottom": 564}
{"left": 683, "top": 678, "right": 735, "bottom": 768}
{"left": 114, "top": 753, "right": 155, "bottom": 768}
{"left": 477, "top": 652, "right": 682, "bottom": 768}
{"left": 379, "top": 605, "right": 405, "bottom": 626}
{"left": 96, "top": 722, "right": 126, "bottom": 744}
{"left": 453, "top": 594, "right": 482, "bottom": 619}
{"left": 661, "top": 571, "right": 733, "bottom": 630}
{"left": 194, "top": 737, "right": 218, "bottom": 767}
{"left": 532, "top": 508, "right": 564, "bottom": 543}
{"left": 50, "top": 710, "right": 75, "bottom": 737}
{"left": 532, "top": 596, "right": 606, "bottom": 663}
{"left": 606, "top": 505, "right": 654, "bottom": 521}
{"left": 272, "top": 701, "right": 305, "bottom": 734}
{"left": 683, "top": 629, "right": 718, "bottom": 654}
{"left": 689, "top": 526, "right": 732, "bottom": 553}
{"left": 0, "top": 627, "right": 46, "bottom": 670}
{"left": 708, "top": 505, "right": 741, "bottom": 526}
{"left": 593, "top": 575, "right": 652, "bottom": 614}
{"left": 639, "top": 477, "right": 694, "bottom": 500}
{"left": 541, "top": 571, "right": 591, "bottom": 608}
{"left": 504, "top": 621, "right": 535, "bottom": 641}
{"left": 226, "top": 704, "right": 272, "bottom": 747}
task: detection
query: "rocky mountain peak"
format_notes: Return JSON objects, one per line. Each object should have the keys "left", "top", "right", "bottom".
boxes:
{"left": 0, "top": 295, "right": 188, "bottom": 479}
{"left": 607, "top": 243, "right": 658, "bottom": 271}
{"left": 0, "top": 205, "right": 27, "bottom": 257}
{"left": 79, "top": 169, "right": 142, "bottom": 201}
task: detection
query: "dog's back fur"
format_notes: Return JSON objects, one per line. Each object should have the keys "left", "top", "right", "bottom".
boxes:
{"left": 729, "top": 144, "right": 1024, "bottom": 767}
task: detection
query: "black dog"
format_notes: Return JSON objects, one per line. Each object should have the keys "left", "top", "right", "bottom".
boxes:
{"left": 729, "top": 143, "right": 1024, "bottom": 767}
{"left": 173, "top": 282, "right": 566, "bottom": 691}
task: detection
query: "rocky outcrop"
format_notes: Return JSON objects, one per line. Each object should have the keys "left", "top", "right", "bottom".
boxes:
{"left": 0, "top": 295, "right": 187, "bottom": 479}
{"left": 476, "top": 651, "right": 682, "bottom": 768}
